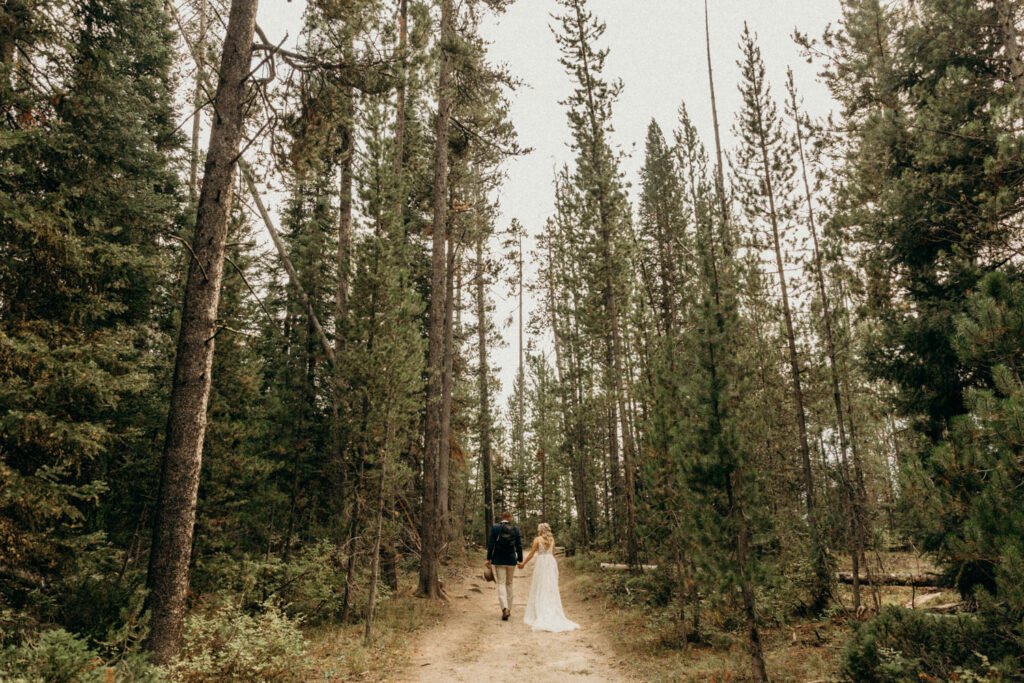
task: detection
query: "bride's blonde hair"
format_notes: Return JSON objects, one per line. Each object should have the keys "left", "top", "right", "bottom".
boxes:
{"left": 538, "top": 523, "right": 554, "bottom": 549}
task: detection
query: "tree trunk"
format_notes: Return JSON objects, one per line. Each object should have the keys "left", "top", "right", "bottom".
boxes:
{"left": 704, "top": 0, "right": 730, "bottom": 253}
{"left": 789, "top": 77, "right": 865, "bottom": 612}
{"left": 517, "top": 229, "right": 526, "bottom": 516}
{"left": 995, "top": 0, "right": 1024, "bottom": 95}
{"left": 838, "top": 572, "right": 948, "bottom": 588}
{"left": 440, "top": 229, "right": 455, "bottom": 542}
{"left": 144, "top": 0, "right": 258, "bottom": 664}
{"left": 757, "top": 129, "right": 815, "bottom": 515}
{"left": 418, "top": 0, "right": 453, "bottom": 599}
{"left": 243, "top": 163, "right": 336, "bottom": 365}
{"left": 363, "top": 457, "right": 388, "bottom": 645}
{"left": 476, "top": 237, "right": 495, "bottom": 543}
{"left": 732, "top": 471, "right": 768, "bottom": 683}
{"left": 379, "top": 0, "right": 408, "bottom": 592}
{"left": 704, "top": 10, "right": 765, "bottom": 679}
{"left": 331, "top": 71, "right": 355, "bottom": 588}
{"left": 188, "top": 0, "right": 207, "bottom": 203}
{"left": 569, "top": 0, "right": 633, "bottom": 555}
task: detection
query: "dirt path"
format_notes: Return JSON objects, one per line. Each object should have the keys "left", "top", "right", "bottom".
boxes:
{"left": 400, "top": 556, "right": 633, "bottom": 682}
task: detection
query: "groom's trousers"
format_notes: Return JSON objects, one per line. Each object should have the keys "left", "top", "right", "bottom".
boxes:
{"left": 494, "top": 565, "right": 515, "bottom": 611}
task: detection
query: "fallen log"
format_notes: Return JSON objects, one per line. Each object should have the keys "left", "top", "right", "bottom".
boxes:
{"left": 904, "top": 592, "right": 943, "bottom": 609}
{"left": 927, "top": 601, "right": 966, "bottom": 614}
{"left": 837, "top": 571, "right": 949, "bottom": 587}
{"left": 599, "top": 563, "right": 659, "bottom": 572}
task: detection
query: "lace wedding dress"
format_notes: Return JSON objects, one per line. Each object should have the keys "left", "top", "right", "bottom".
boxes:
{"left": 523, "top": 542, "right": 580, "bottom": 632}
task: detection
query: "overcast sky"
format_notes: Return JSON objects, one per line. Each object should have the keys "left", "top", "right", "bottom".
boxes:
{"left": 256, "top": 0, "right": 842, "bottom": 406}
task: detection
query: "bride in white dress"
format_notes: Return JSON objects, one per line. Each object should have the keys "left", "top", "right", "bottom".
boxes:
{"left": 518, "top": 523, "right": 580, "bottom": 632}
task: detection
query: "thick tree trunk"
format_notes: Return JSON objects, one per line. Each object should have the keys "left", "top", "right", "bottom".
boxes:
{"left": 331, "top": 75, "right": 354, "bottom": 582}
{"left": 337, "top": 94, "right": 354, "bottom": 341}
{"left": 144, "top": 0, "right": 258, "bottom": 664}
{"left": 419, "top": 0, "right": 453, "bottom": 599}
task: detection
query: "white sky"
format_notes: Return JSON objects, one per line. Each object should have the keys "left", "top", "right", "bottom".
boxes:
{"left": 255, "top": 0, "right": 842, "bottom": 405}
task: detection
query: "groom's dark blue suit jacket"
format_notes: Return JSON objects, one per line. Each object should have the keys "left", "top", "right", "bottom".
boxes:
{"left": 486, "top": 522, "right": 523, "bottom": 566}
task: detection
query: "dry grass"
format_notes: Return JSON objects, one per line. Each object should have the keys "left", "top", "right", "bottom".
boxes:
{"left": 835, "top": 550, "right": 940, "bottom": 576}
{"left": 833, "top": 551, "right": 959, "bottom": 612}
{"left": 588, "top": 604, "right": 847, "bottom": 682}
{"left": 304, "top": 593, "right": 442, "bottom": 681}
{"left": 567, "top": 551, "right": 953, "bottom": 683}
{"left": 302, "top": 563, "right": 456, "bottom": 681}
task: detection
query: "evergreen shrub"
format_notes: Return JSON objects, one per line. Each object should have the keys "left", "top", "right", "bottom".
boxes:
{"left": 842, "top": 606, "right": 1019, "bottom": 681}
{"left": 0, "top": 629, "right": 161, "bottom": 683}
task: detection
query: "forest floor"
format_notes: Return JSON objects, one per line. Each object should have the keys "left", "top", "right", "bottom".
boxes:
{"left": 304, "top": 550, "right": 948, "bottom": 681}
{"left": 397, "top": 554, "right": 633, "bottom": 682}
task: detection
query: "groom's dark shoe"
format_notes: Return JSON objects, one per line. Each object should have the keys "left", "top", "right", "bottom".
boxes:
{"left": 502, "top": 608, "right": 510, "bottom": 621}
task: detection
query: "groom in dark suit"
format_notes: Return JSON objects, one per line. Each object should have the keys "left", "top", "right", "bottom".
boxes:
{"left": 485, "top": 510, "right": 523, "bottom": 621}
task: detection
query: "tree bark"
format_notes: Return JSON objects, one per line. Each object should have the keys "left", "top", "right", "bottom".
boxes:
{"left": 440, "top": 231, "right": 455, "bottom": 542}
{"left": 144, "top": 0, "right": 258, "bottom": 664}
{"left": 476, "top": 237, "right": 495, "bottom": 543}
{"left": 333, "top": 64, "right": 355, "bottom": 557}
{"left": 995, "top": 0, "right": 1024, "bottom": 95}
{"left": 838, "top": 572, "right": 948, "bottom": 588}
{"left": 188, "top": 0, "right": 207, "bottom": 203}
{"left": 418, "top": 0, "right": 453, "bottom": 599}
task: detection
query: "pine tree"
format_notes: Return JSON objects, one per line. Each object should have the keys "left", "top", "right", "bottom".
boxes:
{"left": 818, "top": 0, "right": 1024, "bottom": 600}
{"left": 552, "top": 0, "right": 639, "bottom": 567}
{"left": 733, "top": 24, "right": 831, "bottom": 613}
{"left": 419, "top": 0, "right": 454, "bottom": 599}
{"left": 0, "top": 0, "right": 181, "bottom": 640}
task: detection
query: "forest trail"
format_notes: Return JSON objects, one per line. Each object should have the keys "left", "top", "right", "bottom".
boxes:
{"left": 400, "top": 556, "right": 634, "bottom": 682}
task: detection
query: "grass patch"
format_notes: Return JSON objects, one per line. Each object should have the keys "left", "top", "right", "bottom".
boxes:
{"left": 567, "top": 556, "right": 851, "bottom": 682}
{"left": 304, "top": 589, "right": 443, "bottom": 681}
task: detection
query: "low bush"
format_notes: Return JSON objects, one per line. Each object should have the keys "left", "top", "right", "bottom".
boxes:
{"left": 0, "top": 628, "right": 161, "bottom": 683}
{"left": 167, "top": 603, "right": 309, "bottom": 682}
{"left": 843, "top": 606, "right": 1019, "bottom": 681}
{"left": 191, "top": 540, "right": 387, "bottom": 625}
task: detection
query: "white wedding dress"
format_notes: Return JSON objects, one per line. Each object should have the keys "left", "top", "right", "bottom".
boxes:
{"left": 523, "top": 541, "right": 580, "bottom": 632}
